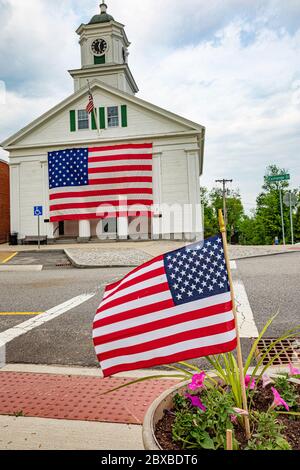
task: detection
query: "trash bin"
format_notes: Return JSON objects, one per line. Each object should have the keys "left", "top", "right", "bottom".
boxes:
{"left": 9, "top": 232, "right": 18, "bottom": 246}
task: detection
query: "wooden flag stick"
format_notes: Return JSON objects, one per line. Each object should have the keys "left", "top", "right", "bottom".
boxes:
{"left": 87, "top": 80, "right": 101, "bottom": 136}
{"left": 218, "top": 209, "right": 251, "bottom": 440}
{"left": 226, "top": 429, "right": 233, "bottom": 451}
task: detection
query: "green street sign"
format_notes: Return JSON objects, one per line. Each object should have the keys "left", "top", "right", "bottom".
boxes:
{"left": 265, "top": 174, "right": 290, "bottom": 182}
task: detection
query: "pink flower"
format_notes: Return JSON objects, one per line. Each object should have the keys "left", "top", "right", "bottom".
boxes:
{"left": 288, "top": 363, "right": 300, "bottom": 376}
{"left": 185, "top": 393, "right": 206, "bottom": 412}
{"left": 230, "top": 407, "right": 248, "bottom": 424}
{"left": 245, "top": 375, "right": 256, "bottom": 390}
{"left": 271, "top": 387, "right": 289, "bottom": 411}
{"left": 230, "top": 415, "right": 238, "bottom": 424}
{"left": 262, "top": 374, "right": 274, "bottom": 388}
{"left": 188, "top": 372, "right": 206, "bottom": 391}
{"left": 232, "top": 407, "right": 249, "bottom": 416}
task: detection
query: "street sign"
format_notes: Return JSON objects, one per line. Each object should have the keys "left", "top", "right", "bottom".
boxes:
{"left": 266, "top": 174, "right": 290, "bottom": 182}
{"left": 283, "top": 193, "right": 298, "bottom": 208}
{"left": 34, "top": 206, "right": 43, "bottom": 249}
{"left": 34, "top": 206, "right": 43, "bottom": 217}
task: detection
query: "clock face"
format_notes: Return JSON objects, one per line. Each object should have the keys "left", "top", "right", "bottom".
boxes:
{"left": 91, "top": 38, "right": 108, "bottom": 56}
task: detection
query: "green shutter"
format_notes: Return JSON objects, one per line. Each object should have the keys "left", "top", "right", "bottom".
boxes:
{"left": 91, "top": 109, "right": 97, "bottom": 130}
{"left": 94, "top": 55, "right": 105, "bottom": 65}
{"left": 99, "top": 107, "right": 106, "bottom": 129}
{"left": 69, "top": 110, "right": 76, "bottom": 132}
{"left": 121, "top": 105, "right": 128, "bottom": 127}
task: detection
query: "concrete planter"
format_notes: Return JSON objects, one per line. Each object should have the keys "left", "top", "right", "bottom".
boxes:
{"left": 142, "top": 381, "right": 188, "bottom": 450}
{"left": 142, "top": 366, "right": 300, "bottom": 450}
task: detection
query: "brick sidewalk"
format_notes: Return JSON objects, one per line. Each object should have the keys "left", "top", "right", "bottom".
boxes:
{"left": 0, "top": 371, "right": 178, "bottom": 425}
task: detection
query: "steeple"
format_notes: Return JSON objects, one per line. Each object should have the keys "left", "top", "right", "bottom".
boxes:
{"left": 89, "top": 2, "right": 115, "bottom": 25}
{"left": 69, "top": 2, "right": 139, "bottom": 95}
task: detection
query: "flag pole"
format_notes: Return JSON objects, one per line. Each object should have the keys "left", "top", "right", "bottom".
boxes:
{"left": 226, "top": 429, "right": 233, "bottom": 451}
{"left": 218, "top": 209, "right": 251, "bottom": 440}
{"left": 87, "top": 80, "right": 101, "bottom": 137}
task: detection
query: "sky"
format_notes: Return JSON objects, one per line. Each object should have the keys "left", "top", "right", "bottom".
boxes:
{"left": 0, "top": 0, "right": 300, "bottom": 212}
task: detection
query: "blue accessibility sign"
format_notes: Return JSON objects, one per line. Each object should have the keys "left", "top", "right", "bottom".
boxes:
{"left": 34, "top": 206, "right": 43, "bottom": 217}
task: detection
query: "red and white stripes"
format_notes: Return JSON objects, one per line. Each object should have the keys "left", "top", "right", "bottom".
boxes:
{"left": 49, "top": 143, "right": 153, "bottom": 222}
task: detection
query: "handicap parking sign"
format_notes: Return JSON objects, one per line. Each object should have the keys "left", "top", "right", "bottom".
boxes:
{"left": 34, "top": 206, "right": 43, "bottom": 217}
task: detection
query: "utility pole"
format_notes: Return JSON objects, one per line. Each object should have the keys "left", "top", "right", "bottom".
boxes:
{"left": 279, "top": 189, "right": 286, "bottom": 246}
{"left": 215, "top": 179, "right": 233, "bottom": 227}
{"left": 289, "top": 192, "right": 294, "bottom": 246}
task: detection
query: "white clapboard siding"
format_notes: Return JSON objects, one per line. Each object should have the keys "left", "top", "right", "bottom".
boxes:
{"left": 16, "top": 90, "right": 190, "bottom": 148}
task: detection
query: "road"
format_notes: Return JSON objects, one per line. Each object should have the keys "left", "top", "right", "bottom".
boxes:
{"left": 0, "top": 251, "right": 299, "bottom": 368}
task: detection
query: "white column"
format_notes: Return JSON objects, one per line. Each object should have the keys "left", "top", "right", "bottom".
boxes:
{"left": 78, "top": 220, "right": 91, "bottom": 242}
{"left": 118, "top": 217, "right": 128, "bottom": 240}
{"left": 117, "top": 196, "right": 128, "bottom": 240}
{"left": 49, "top": 222, "right": 59, "bottom": 239}
{"left": 187, "top": 151, "right": 203, "bottom": 241}
{"left": 152, "top": 216, "right": 161, "bottom": 240}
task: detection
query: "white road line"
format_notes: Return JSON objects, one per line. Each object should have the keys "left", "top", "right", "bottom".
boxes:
{"left": 230, "top": 261, "right": 237, "bottom": 270}
{"left": 0, "top": 293, "right": 96, "bottom": 346}
{"left": 233, "top": 279, "right": 259, "bottom": 338}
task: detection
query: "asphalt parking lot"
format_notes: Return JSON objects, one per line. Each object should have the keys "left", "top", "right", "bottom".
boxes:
{"left": 6, "top": 250, "right": 73, "bottom": 270}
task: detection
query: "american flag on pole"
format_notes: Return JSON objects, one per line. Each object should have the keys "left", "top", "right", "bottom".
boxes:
{"left": 93, "top": 235, "right": 237, "bottom": 377}
{"left": 86, "top": 93, "right": 95, "bottom": 114}
{"left": 48, "top": 143, "right": 153, "bottom": 222}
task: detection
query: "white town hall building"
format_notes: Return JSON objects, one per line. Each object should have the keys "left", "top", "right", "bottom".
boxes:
{"left": 1, "top": 2, "right": 205, "bottom": 243}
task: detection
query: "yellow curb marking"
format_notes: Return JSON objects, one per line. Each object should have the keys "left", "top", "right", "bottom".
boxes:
{"left": 0, "top": 312, "right": 44, "bottom": 316}
{"left": 1, "top": 252, "right": 18, "bottom": 264}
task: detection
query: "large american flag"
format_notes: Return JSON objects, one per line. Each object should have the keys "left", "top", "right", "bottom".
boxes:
{"left": 48, "top": 143, "right": 153, "bottom": 222}
{"left": 93, "top": 235, "right": 237, "bottom": 377}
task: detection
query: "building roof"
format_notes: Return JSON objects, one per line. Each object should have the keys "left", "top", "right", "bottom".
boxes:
{"left": 88, "top": 3, "right": 114, "bottom": 25}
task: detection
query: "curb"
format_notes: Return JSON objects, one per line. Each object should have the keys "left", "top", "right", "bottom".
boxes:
{"left": 232, "top": 249, "right": 296, "bottom": 261}
{"left": 65, "top": 248, "right": 296, "bottom": 269}
{"left": 64, "top": 249, "right": 148, "bottom": 269}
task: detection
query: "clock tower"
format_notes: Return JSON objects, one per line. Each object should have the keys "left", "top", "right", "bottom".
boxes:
{"left": 69, "top": 2, "right": 139, "bottom": 95}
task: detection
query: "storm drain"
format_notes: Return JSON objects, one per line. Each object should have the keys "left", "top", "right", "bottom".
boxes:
{"left": 255, "top": 338, "right": 300, "bottom": 365}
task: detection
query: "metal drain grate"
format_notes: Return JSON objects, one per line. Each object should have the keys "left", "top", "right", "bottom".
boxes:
{"left": 255, "top": 338, "right": 300, "bottom": 365}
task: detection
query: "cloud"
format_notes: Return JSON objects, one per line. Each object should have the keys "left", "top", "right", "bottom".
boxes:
{"left": 0, "top": 0, "right": 300, "bottom": 209}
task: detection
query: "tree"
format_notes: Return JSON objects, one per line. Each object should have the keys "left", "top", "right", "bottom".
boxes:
{"left": 201, "top": 187, "right": 244, "bottom": 241}
{"left": 201, "top": 165, "right": 299, "bottom": 245}
{"left": 200, "top": 187, "right": 218, "bottom": 238}
{"left": 209, "top": 188, "right": 244, "bottom": 240}
{"left": 255, "top": 165, "right": 292, "bottom": 244}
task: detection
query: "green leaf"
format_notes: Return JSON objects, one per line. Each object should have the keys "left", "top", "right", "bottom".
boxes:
{"left": 100, "top": 374, "right": 184, "bottom": 395}
{"left": 165, "top": 364, "right": 193, "bottom": 376}
{"left": 275, "top": 437, "right": 292, "bottom": 450}
{"left": 244, "top": 314, "right": 277, "bottom": 374}
{"left": 178, "top": 362, "right": 201, "bottom": 372}
{"left": 274, "top": 411, "right": 300, "bottom": 417}
{"left": 201, "top": 436, "right": 216, "bottom": 450}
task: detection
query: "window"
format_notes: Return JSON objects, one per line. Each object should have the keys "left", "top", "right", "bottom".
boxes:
{"left": 107, "top": 106, "right": 119, "bottom": 128}
{"left": 78, "top": 110, "right": 89, "bottom": 130}
{"left": 94, "top": 55, "right": 106, "bottom": 65}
